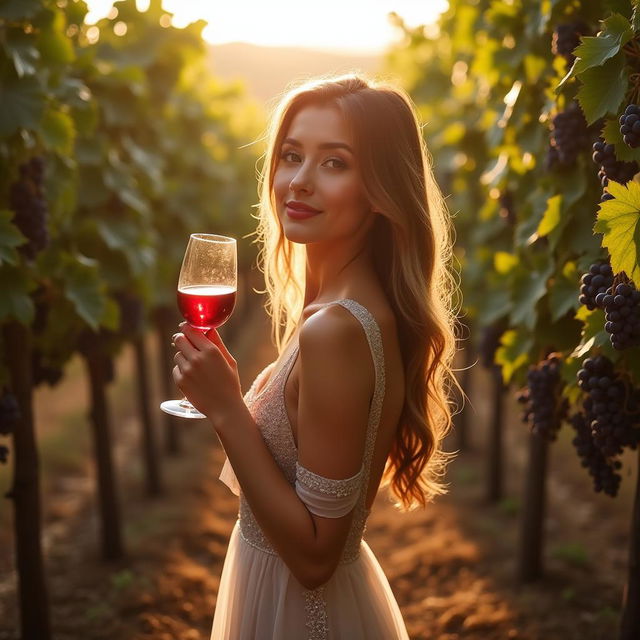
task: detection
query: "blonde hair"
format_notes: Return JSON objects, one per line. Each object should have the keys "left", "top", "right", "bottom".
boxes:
{"left": 254, "top": 73, "right": 461, "bottom": 511}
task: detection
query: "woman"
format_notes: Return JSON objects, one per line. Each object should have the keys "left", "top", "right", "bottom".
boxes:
{"left": 172, "top": 73, "right": 460, "bottom": 639}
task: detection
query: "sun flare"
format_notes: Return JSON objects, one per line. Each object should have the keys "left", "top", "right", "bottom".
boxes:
{"left": 85, "top": 0, "right": 448, "bottom": 54}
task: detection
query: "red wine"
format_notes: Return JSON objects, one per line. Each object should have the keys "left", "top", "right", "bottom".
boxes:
{"left": 177, "top": 285, "right": 236, "bottom": 329}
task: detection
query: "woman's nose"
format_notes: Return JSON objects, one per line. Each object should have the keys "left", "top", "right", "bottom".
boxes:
{"left": 289, "top": 163, "right": 313, "bottom": 193}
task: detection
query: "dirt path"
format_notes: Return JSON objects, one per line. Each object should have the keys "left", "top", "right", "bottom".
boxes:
{"left": 0, "top": 302, "right": 628, "bottom": 639}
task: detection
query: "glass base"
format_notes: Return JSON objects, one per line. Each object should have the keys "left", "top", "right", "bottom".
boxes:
{"left": 160, "top": 399, "right": 207, "bottom": 419}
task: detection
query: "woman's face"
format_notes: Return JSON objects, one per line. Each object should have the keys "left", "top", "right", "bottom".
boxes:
{"left": 272, "top": 104, "right": 373, "bottom": 246}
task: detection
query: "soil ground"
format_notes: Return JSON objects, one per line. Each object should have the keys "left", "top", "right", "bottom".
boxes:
{"left": 0, "top": 300, "right": 635, "bottom": 639}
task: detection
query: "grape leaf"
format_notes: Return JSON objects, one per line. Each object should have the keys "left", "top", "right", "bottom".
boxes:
{"left": 549, "top": 261, "right": 580, "bottom": 321}
{"left": 0, "top": 75, "right": 45, "bottom": 137}
{"left": 555, "top": 13, "right": 633, "bottom": 93}
{"left": 0, "top": 0, "right": 41, "bottom": 20}
{"left": 0, "top": 266, "right": 35, "bottom": 325}
{"left": 496, "top": 328, "right": 533, "bottom": 384}
{"left": 573, "top": 13, "right": 633, "bottom": 74}
{"left": 41, "top": 108, "right": 75, "bottom": 156}
{"left": 510, "top": 262, "right": 554, "bottom": 330}
{"left": 570, "top": 307, "right": 616, "bottom": 359}
{"left": 3, "top": 28, "right": 40, "bottom": 77}
{"left": 594, "top": 180, "right": 640, "bottom": 286}
{"left": 537, "top": 194, "right": 562, "bottom": 237}
{"left": 0, "top": 210, "right": 27, "bottom": 266}
{"left": 61, "top": 254, "right": 108, "bottom": 330}
{"left": 576, "top": 52, "right": 627, "bottom": 125}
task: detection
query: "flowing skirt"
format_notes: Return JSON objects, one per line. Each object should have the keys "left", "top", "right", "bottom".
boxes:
{"left": 210, "top": 519, "right": 409, "bottom": 639}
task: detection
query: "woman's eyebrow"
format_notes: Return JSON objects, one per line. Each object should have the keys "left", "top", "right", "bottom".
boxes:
{"left": 282, "top": 137, "right": 353, "bottom": 154}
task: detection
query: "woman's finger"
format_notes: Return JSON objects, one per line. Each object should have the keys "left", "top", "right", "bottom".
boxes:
{"left": 174, "top": 350, "right": 187, "bottom": 366}
{"left": 205, "top": 327, "right": 236, "bottom": 368}
{"left": 173, "top": 333, "right": 198, "bottom": 360}
{"left": 181, "top": 322, "right": 216, "bottom": 352}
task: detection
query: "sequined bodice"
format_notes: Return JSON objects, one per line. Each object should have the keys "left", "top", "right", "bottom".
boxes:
{"left": 237, "top": 298, "right": 386, "bottom": 564}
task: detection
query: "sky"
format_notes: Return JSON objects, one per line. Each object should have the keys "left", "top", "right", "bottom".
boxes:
{"left": 84, "top": 0, "right": 448, "bottom": 54}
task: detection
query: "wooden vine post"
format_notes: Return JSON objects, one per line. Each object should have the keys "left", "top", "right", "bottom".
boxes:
{"left": 518, "top": 430, "right": 549, "bottom": 582}
{"left": 3, "top": 321, "right": 51, "bottom": 640}
{"left": 83, "top": 346, "right": 125, "bottom": 561}
{"left": 155, "top": 307, "right": 182, "bottom": 456}
{"left": 620, "top": 448, "right": 640, "bottom": 639}
{"left": 133, "top": 333, "right": 164, "bottom": 496}
{"left": 487, "top": 366, "right": 506, "bottom": 503}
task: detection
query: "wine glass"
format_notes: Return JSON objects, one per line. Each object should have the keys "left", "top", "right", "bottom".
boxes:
{"left": 160, "top": 233, "right": 237, "bottom": 419}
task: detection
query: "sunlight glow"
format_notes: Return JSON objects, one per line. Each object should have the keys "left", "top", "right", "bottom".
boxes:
{"left": 84, "top": 0, "right": 449, "bottom": 54}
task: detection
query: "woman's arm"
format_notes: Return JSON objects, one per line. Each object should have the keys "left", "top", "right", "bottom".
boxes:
{"left": 173, "top": 305, "right": 373, "bottom": 589}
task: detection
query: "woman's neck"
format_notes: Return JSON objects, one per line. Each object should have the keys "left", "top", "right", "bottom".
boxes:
{"left": 302, "top": 242, "right": 374, "bottom": 308}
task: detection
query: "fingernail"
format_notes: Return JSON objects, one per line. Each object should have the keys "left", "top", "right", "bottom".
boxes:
{"left": 172, "top": 333, "right": 179, "bottom": 340}
{"left": 179, "top": 321, "right": 186, "bottom": 327}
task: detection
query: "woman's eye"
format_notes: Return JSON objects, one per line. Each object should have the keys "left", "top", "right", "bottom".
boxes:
{"left": 279, "top": 151, "right": 346, "bottom": 169}
{"left": 281, "top": 151, "right": 300, "bottom": 162}
{"left": 325, "top": 158, "right": 346, "bottom": 169}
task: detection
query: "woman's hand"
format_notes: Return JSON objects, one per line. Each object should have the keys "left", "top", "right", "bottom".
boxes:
{"left": 172, "top": 322, "right": 244, "bottom": 429}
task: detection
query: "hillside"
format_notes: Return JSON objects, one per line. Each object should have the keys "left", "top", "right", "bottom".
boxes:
{"left": 207, "top": 42, "right": 383, "bottom": 106}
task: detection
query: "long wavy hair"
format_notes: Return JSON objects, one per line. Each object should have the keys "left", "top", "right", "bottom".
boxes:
{"left": 254, "top": 73, "right": 462, "bottom": 511}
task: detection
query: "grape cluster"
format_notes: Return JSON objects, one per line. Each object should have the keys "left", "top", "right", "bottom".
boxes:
{"left": 592, "top": 138, "right": 638, "bottom": 186}
{"left": 8, "top": 156, "right": 49, "bottom": 260}
{"left": 552, "top": 20, "right": 590, "bottom": 63}
{"left": 577, "top": 355, "right": 640, "bottom": 458}
{"left": 516, "top": 354, "right": 569, "bottom": 441}
{"left": 0, "top": 391, "right": 20, "bottom": 436}
{"left": 579, "top": 260, "right": 613, "bottom": 310}
{"left": 547, "top": 102, "right": 591, "bottom": 168}
{"left": 569, "top": 412, "right": 622, "bottom": 496}
{"left": 600, "top": 280, "right": 640, "bottom": 350}
{"left": 619, "top": 104, "right": 640, "bottom": 148}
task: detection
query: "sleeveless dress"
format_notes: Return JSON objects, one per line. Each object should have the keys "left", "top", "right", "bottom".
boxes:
{"left": 211, "top": 299, "right": 410, "bottom": 639}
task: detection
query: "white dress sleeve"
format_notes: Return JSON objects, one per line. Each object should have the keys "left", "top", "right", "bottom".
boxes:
{"left": 295, "top": 460, "right": 364, "bottom": 518}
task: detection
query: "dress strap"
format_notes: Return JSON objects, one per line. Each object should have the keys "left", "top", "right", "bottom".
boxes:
{"left": 330, "top": 299, "right": 386, "bottom": 487}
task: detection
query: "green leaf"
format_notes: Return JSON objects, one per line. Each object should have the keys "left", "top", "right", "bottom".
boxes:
{"left": 496, "top": 328, "right": 534, "bottom": 384}
{"left": 0, "top": 0, "right": 42, "bottom": 20}
{"left": 537, "top": 194, "right": 562, "bottom": 237}
{"left": 61, "top": 254, "right": 108, "bottom": 330}
{"left": 511, "top": 262, "right": 554, "bottom": 330}
{"left": 576, "top": 53, "right": 628, "bottom": 125}
{"left": 494, "top": 251, "right": 518, "bottom": 274}
{"left": 4, "top": 28, "right": 40, "bottom": 77}
{"left": 0, "top": 266, "right": 35, "bottom": 324}
{"left": 0, "top": 209, "right": 27, "bottom": 266}
{"left": 41, "top": 108, "right": 75, "bottom": 156}
{"left": 572, "top": 14, "right": 634, "bottom": 75}
{"left": 475, "top": 288, "right": 512, "bottom": 326}
{"left": 570, "top": 307, "right": 616, "bottom": 359}
{"left": 0, "top": 74, "right": 45, "bottom": 137}
{"left": 549, "top": 261, "right": 580, "bottom": 321}
{"left": 594, "top": 180, "right": 640, "bottom": 286}
{"left": 36, "top": 9, "right": 74, "bottom": 65}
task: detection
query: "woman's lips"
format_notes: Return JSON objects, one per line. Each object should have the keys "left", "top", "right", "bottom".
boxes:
{"left": 285, "top": 205, "right": 322, "bottom": 220}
